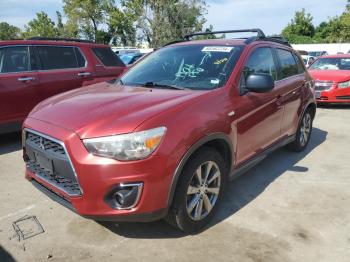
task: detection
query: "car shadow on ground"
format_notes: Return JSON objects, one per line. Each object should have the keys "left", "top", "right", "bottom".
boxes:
{"left": 0, "top": 132, "right": 22, "bottom": 155}
{"left": 99, "top": 127, "right": 328, "bottom": 238}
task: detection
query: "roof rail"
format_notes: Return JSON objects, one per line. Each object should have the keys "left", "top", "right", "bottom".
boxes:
{"left": 163, "top": 29, "right": 291, "bottom": 48}
{"left": 261, "top": 36, "right": 291, "bottom": 47}
{"left": 28, "top": 37, "right": 95, "bottom": 44}
{"left": 184, "top": 29, "right": 265, "bottom": 40}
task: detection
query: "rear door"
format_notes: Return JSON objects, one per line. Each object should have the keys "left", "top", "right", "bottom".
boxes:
{"left": 34, "top": 45, "right": 90, "bottom": 99}
{"left": 0, "top": 45, "right": 40, "bottom": 126}
{"left": 235, "top": 46, "right": 285, "bottom": 163}
{"left": 274, "top": 48, "right": 304, "bottom": 136}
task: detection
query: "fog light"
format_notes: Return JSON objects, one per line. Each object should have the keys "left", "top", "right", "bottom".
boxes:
{"left": 105, "top": 183, "right": 143, "bottom": 210}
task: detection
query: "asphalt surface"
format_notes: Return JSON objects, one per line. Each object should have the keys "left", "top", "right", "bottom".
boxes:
{"left": 0, "top": 105, "right": 350, "bottom": 262}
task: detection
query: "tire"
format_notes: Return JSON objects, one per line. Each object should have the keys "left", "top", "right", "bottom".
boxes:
{"left": 287, "top": 109, "right": 313, "bottom": 152}
{"left": 166, "top": 147, "right": 226, "bottom": 233}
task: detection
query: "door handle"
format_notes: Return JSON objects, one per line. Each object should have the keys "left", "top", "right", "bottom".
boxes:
{"left": 77, "top": 72, "right": 92, "bottom": 77}
{"left": 18, "top": 77, "right": 35, "bottom": 82}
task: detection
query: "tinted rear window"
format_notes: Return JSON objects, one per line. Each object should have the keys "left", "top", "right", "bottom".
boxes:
{"left": 37, "top": 46, "right": 82, "bottom": 70}
{"left": 92, "top": 47, "right": 125, "bottom": 67}
{"left": 276, "top": 49, "right": 299, "bottom": 79}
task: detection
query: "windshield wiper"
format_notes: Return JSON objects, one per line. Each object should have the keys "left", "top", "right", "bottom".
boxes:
{"left": 142, "top": 82, "right": 189, "bottom": 90}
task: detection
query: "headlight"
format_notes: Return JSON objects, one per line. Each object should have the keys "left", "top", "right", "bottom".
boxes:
{"left": 83, "top": 127, "right": 166, "bottom": 160}
{"left": 338, "top": 80, "right": 350, "bottom": 89}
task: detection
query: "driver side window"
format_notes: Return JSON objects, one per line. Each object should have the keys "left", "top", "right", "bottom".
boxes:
{"left": 243, "top": 47, "right": 277, "bottom": 81}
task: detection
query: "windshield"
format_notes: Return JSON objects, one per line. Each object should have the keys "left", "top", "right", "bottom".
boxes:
{"left": 120, "top": 45, "right": 243, "bottom": 90}
{"left": 309, "top": 57, "right": 350, "bottom": 70}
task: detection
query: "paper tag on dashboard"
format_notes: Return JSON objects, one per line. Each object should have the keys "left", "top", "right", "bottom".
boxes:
{"left": 202, "top": 46, "right": 233, "bottom": 52}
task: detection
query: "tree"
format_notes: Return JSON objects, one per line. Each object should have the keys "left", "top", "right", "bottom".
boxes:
{"left": 107, "top": 3, "right": 137, "bottom": 46}
{"left": 56, "top": 11, "right": 79, "bottom": 38}
{"left": 0, "top": 22, "right": 21, "bottom": 40}
{"left": 22, "top": 12, "right": 58, "bottom": 38}
{"left": 124, "top": 0, "right": 207, "bottom": 47}
{"left": 63, "top": 0, "right": 113, "bottom": 42}
{"left": 282, "top": 8, "right": 315, "bottom": 43}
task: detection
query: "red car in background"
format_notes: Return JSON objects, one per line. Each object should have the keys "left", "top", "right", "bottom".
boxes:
{"left": 308, "top": 54, "right": 350, "bottom": 103}
{"left": 0, "top": 38, "right": 126, "bottom": 134}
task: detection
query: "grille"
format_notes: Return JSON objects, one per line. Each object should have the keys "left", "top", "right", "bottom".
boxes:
{"left": 336, "top": 96, "right": 350, "bottom": 100}
{"left": 26, "top": 132, "right": 65, "bottom": 156}
{"left": 27, "top": 161, "right": 81, "bottom": 196}
{"left": 315, "top": 81, "right": 333, "bottom": 91}
{"left": 25, "top": 130, "right": 82, "bottom": 196}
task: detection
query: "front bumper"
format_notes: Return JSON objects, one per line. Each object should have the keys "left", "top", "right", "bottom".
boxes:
{"left": 316, "top": 87, "right": 350, "bottom": 103}
{"left": 23, "top": 117, "right": 173, "bottom": 221}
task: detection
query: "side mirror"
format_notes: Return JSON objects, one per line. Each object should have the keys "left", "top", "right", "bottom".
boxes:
{"left": 245, "top": 73, "right": 274, "bottom": 93}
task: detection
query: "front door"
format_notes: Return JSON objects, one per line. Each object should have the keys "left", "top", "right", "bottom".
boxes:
{"left": 235, "top": 46, "right": 285, "bottom": 164}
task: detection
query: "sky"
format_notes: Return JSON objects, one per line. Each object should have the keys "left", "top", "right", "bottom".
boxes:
{"left": 0, "top": 0, "right": 348, "bottom": 35}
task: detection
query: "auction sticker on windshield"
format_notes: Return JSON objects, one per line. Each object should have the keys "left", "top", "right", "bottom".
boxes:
{"left": 202, "top": 46, "right": 233, "bottom": 52}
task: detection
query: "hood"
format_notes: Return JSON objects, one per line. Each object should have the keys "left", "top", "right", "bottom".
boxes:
{"left": 309, "top": 70, "right": 350, "bottom": 83}
{"left": 29, "top": 82, "right": 205, "bottom": 139}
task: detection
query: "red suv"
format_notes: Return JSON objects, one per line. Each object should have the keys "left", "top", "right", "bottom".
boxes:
{"left": 0, "top": 38, "right": 126, "bottom": 134}
{"left": 22, "top": 30, "right": 316, "bottom": 232}
{"left": 308, "top": 54, "right": 350, "bottom": 103}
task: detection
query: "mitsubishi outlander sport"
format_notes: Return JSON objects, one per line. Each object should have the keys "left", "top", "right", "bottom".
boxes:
{"left": 22, "top": 29, "right": 316, "bottom": 233}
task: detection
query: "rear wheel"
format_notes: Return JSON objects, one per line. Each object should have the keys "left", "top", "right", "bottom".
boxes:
{"left": 166, "top": 147, "right": 226, "bottom": 233}
{"left": 288, "top": 109, "right": 313, "bottom": 152}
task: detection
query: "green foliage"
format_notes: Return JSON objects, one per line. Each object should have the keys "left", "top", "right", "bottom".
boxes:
{"left": 123, "top": 0, "right": 208, "bottom": 47}
{"left": 0, "top": 22, "right": 20, "bottom": 40}
{"left": 22, "top": 12, "right": 58, "bottom": 38}
{"left": 282, "top": 8, "right": 315, "bottom": 43}
{"left": 63, "top": 0, "right": 113, "bottom": 42}
{"left": 282, "top": 3, "right": 350, "bottom": 44}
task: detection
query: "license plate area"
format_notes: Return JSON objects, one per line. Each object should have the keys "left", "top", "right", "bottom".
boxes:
{"left": 315, "top": 91, "right": 321, "bottom": 99}
{"left": 34, "top": 151, "right": 53, "bottom": 174}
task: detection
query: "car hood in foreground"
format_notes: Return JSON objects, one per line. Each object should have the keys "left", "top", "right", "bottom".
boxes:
{"left": 309, "top": 70, "right": 350, "bottom": 83}
{"left": 29, "top": 82, "right": 205, "bottom": 139}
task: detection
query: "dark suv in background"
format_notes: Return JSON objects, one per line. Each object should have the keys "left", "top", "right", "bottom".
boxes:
{"left": 0, "top": 38, "right": 126, "bottom": 134}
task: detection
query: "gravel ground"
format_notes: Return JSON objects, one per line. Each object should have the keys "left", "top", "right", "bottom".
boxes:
{"left": 0, "top": 105, "right": 349, "bottom": 262}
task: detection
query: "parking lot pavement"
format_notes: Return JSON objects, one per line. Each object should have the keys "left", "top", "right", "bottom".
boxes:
{"left": 0, "top": 106, "right": 350, "bottom": 262}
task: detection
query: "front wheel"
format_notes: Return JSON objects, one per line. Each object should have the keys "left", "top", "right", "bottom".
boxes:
{"left": 166, "top": 147, "right": 226, "bottom": 233}
{"left": 287, "top": 109, "right": 313, "bottom": 152}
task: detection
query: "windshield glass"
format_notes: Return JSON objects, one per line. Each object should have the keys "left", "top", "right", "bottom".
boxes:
{"left": 120, "top": 45, "right": 244, "bottom": 90}
{"left": 309, "top": 57, "right": 350, "bottom": 70}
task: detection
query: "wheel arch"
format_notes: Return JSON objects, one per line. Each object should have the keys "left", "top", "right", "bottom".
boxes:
{"left": 166, "top": 133, "right": 233, "bottom": 207}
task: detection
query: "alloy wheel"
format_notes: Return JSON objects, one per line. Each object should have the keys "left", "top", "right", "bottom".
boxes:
{"left": 186, "top": 161, "right": 221, "bottom": 221}
{"left": 300, "top": 113, "right": 311, "bottom": 147}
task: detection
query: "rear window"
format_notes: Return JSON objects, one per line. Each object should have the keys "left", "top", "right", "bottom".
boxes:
{"left": 36, "top": 46, "right": 84, "bottom": 70}
{"left": 92, "top": 47, "right": 125, "bottom": 67}
{"left": 276, "top": 49, "right": 299, "bottom": 79}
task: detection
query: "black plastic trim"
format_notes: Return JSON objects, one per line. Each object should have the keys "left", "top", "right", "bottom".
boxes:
{"left": 230, "top": 135, "right": 295, "bottom": 180}
{"left": 166, "top": 133, "right": 233, "bottom": 207}
{"left": 31, "top": 179, "right": 76, "bottom": 212}
{"left": 84, "top": 208, "right": 167, "bottom": 222}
